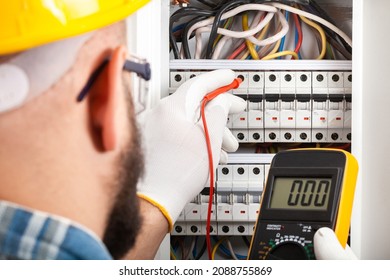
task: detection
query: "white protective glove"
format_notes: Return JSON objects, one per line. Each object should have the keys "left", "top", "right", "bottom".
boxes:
{"left": 137, "top": 69, "right": 246, "bottom": 231}
{"left": 314, "top": 227, "right": 358, "bottom": 260}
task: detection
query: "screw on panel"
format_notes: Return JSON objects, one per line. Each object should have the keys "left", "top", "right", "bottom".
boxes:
{"left": 174, "top": 74, "right": 182, "bottom": 82}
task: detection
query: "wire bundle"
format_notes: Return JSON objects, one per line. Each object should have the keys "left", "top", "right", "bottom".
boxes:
{"left": 170, "top": 0, "right": 352, "bottom": 60}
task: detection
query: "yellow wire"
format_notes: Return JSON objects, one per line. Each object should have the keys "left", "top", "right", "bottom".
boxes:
{"left": 262, "top": 50, "right": 299, "bottom": 60}
{"left": 240, "top": 18, "right": 270, "bottom": 60}
{"left": 299, "top": 14, "right": 326, "bottom": 60}
{"left": 211, "top": 237, "right": 227, "bottom": 260}
{"left": 214, "top": 18, "right": 232, "bottom": 48}
{"left": 242, "top": 14, "right": 259, "bottom": 60}
{"left": 170, "top": 247, "right": 178, "bottom": 260}
{"left": 265, "top": 39, "right": 282, "bottom": 57}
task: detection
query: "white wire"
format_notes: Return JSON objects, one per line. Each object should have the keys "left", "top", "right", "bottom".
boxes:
{"left": 185, "top": 4, "right": 278, "bottom": 58}
{"left": 247, "top": 10, "right": 289, "bottom": 47}
{"left": 211, "top": 11, "right": 263, "bottom": 59}
{"left": 195, "top": 26, "right": 209, "bottom": 59}
{"left": 184, "top": 237, "right": 197, "bottom": 260}
{"left": 225, "top": 238, "right": 239, "bottom": 260}
{"left": 195, "top": 10, "right": 275, "bottom": 59}
{"left": 269, "top": 2, "right": 352, "bottom": 47}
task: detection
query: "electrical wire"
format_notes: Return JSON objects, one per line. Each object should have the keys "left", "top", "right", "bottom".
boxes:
{"left": 242, "top": 13, "right": 259, "bottom": 60}
{"left": 238, "top": 12, "right": 270, "bottom": 60}
{"left": 246, "top": 10, "right": 289, "bottom": 47}
{"left": 170, "top": 245, "right": 178, "bottom": 260}
{"left": 242, "top": 236, "right": 251, "bottom": 248}
{"left": 215, "top": 11, "right": 264, "bottom": 59}
{"left": 201, "top": 78, "right": 242, "bottom": 259}
{"left": 326, "top": 41, "right": 335, "bottom": 59}
{"left": 182, "top": 15, "right": 211, "bottom": 59}
{"left": 183, "top": 237, "right": 197, "bottom": 260}
{"left": 278, "top": 11, "right": 289, "bottom": 55}
{"left": 307, "top": 0, "right": 352, "bottom": 54}
{"left": 195, "top": 239, "right": 207, "bottom": 260}
{"left": 262, "top": 50, "right": 298, "bottom": 60}
{"left": 171, "top": 1, "right": 351, "bottom": 60}
{"left": 225, "top": 238, "right": 239, "bottom": 260}
{"left": 211, "top": 237, "right": 227, "bottom": 260}
{"left": 292, "top": 12, "right": 302, "bottom": 58}
{"left": 298, "top": 14, "right": 326, "bottom": 60}
{"left": 190, "top": 4, "right": 277, "bottom": 57}
{"left": 269, "top": 2, "right": 352, "bottom": 47}
{"left": 205, "top": 0, "right": 250, "bottom": 59}
{"left": 170, "top": 7, "right": 214, "bottom": 58}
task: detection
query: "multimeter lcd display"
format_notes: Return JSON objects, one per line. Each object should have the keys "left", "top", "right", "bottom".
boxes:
{"left": 269, "top": 177, "right": 332, "bottom": 211}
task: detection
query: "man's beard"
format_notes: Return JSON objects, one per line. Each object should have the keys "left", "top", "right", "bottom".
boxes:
{"left": 102, "top": 104, "right": 144, "bottom": 259}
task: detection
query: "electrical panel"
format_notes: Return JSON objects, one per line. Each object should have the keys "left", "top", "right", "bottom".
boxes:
{"left": 172, "top": 154, "right": 273, "bottom": 237}
{"left": 166, "top": 0, "right": 353, "bottom": 260}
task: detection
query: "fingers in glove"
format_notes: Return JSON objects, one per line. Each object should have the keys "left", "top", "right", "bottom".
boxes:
{"left": 222, "top": 127, "right": 239, "bottom": 153}
{"left": 205, "top": 93, "right": 247, "bottom": 121}
{"left": 314, "top": 227, "right": 358, "bottom": 260}
{"left": 178, "top": 70, "right": 236, "bottom": 119}
{"left": 219, "top": 150, "right": 228, "bottom": 164}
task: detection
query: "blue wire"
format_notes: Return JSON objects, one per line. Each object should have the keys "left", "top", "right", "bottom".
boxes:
{"left": 278, "top": 11, "right": 290, "bottom": 58}
{"left": 192, "top": 236, "right": 198, "bottom": 258}
{"left": 172, "top": 23, "right": 186, "bottom": 33}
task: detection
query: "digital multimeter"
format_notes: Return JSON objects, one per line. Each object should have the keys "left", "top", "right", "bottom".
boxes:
{"left": 248, "top": 149, "right": 358, "bottom": 260}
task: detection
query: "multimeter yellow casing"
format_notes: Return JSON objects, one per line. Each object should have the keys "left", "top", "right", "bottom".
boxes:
{"left": 248, "top": 148, "right": 358, "bottom": 260}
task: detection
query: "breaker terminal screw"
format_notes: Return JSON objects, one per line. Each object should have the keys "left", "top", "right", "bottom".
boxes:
{"left": 238, "top": 226, "right": 245, "bottom": 233}
{"left": 253, "top": 133, "right": 260, "bottom": 140}
{"left": 222, "top": 167, "right": 229, "bottom": 175}
{"left": 175, "top": 226, "right": 183, "bottom": 233}
{"left": 269, "top": 132, "right": 276, "bottom": 140}
{"left": 174, "top": 74, "right": 182, "bottom": 82}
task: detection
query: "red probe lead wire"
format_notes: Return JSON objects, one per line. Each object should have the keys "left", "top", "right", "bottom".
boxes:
{"left": 201, "top": 78, "right": 242, "bottom": 260}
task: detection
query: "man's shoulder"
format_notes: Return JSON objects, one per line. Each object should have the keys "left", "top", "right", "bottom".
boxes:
{"left": 0, "top": 200, "right": 112, "bottom": 260}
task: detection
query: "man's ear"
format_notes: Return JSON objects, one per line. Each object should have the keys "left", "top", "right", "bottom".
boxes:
{"left": 89, "top": 46, "right": 127, "bottom": 152}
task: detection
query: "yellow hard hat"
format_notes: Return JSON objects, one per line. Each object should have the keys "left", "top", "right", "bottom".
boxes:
{"left": 0, "top": 0, "right": 150, "bottom": 55}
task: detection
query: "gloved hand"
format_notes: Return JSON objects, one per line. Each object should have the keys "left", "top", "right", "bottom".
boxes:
{"left": 137, "top": 69, "right": 247, "bottom": 231}
{"left": 314, "top": 227, "right": 358, "bottom": 260}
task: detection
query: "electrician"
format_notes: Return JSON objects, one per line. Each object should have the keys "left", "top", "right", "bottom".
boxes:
{"left": 0, "top": 0, "right": 353, "bottom": 260}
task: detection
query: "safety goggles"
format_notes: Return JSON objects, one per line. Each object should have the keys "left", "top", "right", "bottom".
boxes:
{"left": 77, "top": 54, "right": 151, "bottom": 114}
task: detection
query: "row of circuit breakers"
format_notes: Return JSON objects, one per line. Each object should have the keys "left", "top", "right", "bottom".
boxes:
{"left": 170, "top": 70, "right": 352, "bottom": 143}
{"left": 173, "top": 157, "right": 272, "bottom": 236}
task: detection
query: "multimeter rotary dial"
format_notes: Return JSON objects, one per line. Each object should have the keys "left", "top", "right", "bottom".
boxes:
{"left": 264, "top": 239, "right": 314, "bottom": 260}
{"left": 254, "top": 223, "right": 316, "bottom": 260}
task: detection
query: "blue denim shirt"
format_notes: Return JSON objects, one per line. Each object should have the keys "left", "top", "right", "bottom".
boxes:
{"left": 0, "top": 201, "right": 112, "bottom": 260}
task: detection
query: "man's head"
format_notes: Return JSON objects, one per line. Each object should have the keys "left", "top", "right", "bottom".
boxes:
{"left": 0, "top": 1, "right": 150, "bottom": 259}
